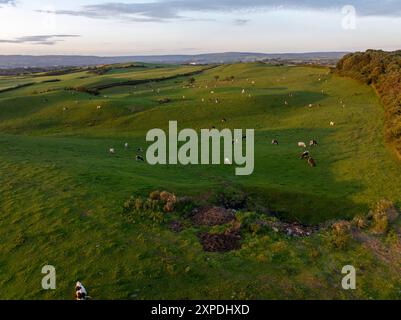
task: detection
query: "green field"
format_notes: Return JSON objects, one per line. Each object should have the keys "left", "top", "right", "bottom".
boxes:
{"left": 0, "top": 62, "right": 400, "bottom": 299}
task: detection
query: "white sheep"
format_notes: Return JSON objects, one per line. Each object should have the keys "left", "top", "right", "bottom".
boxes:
{"left": 298, "top": 142, "right": 307, "bottom": 148}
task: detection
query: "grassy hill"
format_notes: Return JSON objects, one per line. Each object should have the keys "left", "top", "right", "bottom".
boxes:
{"left": 0, "top": 62, "right": 400, "bottom": 299}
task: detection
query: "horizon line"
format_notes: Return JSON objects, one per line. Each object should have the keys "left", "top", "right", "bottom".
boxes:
{"left": 0, "top": 50, "right": 356, "bottom": 58}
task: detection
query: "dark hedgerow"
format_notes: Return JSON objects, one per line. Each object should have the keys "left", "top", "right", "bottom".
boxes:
{"left": 336, "top": 50, "right": 401, "bottom": 156}
{"left": 216, "top": 186, "right": 247, "bottom": 209}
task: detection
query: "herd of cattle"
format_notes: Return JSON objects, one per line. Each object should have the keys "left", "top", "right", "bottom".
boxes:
{"left": 108, "top": 138, "right": 318, "bottom": 167}
{"left": 59, "top": 73, "right": 334, "bottom": 169}
{"left": 272, "top": 139, "right": 318, "bottom": 167}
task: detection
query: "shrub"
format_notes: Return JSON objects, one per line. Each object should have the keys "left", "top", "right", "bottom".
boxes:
{"left": 122, "top": 196, "right": 165, "bottom": 224}
{"left": 174, "top": 196, "right": 195, "bottom": 217}
{"left": 330, "top": 221, "right": 352, "bottom": 249}
{"left": 368, "top": 200, "right": 397, "bottom": 234}
{"left": 149, "top": 190, "right": 161, "bottom": 200}
{"left": 164, "top": 201, "right": 175, "bottom": 213}
{"left": 216, "top": 187, "right": 247, "bottom": 209}
{"left": 160, "top": 191, "right": 176, "bottom": 204}
{"left": 352, "top": 215, "right": 368, "bottom": 229}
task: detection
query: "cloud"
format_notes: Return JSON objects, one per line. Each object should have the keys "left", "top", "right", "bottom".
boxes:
{"left": 234, "top": 19, "right": 250, "bottom": 26}
{"left": 37, "top": 0, "right": 401, "bottom": 23}
{"left": 0, "top": 35, "right": 80, "bottom": 45}
{"left": 0, "top": 0, "right": 15, "bottom": 6}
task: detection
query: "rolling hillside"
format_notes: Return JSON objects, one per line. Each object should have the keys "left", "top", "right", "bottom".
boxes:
{"left": 0, "top": 62, "right": 400, "bottom": 299}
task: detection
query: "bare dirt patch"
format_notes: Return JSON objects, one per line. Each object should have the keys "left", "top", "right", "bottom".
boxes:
{"left": 198, "top": 229, "right": 242, "bottom": 252}
{"left": 191, "top": 207, "right": 236, "bottom": 226}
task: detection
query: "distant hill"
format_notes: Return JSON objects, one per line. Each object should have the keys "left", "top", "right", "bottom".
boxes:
{"left": 0, "top": 52, "right": 348, "bottom": 68}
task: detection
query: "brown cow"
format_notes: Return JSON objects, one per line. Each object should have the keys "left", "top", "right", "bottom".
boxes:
{"left": 307, "top": 157, "right": 316, "bottom": 167}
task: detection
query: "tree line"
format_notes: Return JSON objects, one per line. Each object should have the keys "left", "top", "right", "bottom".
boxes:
{"left": 336, "top": 50, "right": 401, "bottom": 157}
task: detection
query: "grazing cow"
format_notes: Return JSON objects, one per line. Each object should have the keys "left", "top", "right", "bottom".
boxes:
{"left": 330, "top": 121, "right": 335, "bottom": 126}
{"left": 210, "top": 91, "right": 214, "bottom": 94}
{"left": 298, "top": 142, "right": 307, "bottom": 148}
{"left": 221, "top": 118, "right": 227, "bottom": 123}
{"left": 242, "top": 135, "right": 247, "bottom": 140}
{"left": 309, "top": 140, "right": 318, "bottom": 147}
{"left": 124, "top": 142, "right": 129, "bottom": 148}
{"left": 272, "top": 139, "right": 279, "bottom": 145}
{"left": 76, "top": 282, "right": 88, "bottom": 301}
{"left": 136, "top": 155, "right": 145, "bottom": 162}
{"left": 284, "top": 100, "right": 288, "bottom": 106}
{"left": 63, "top": 107, "right": 68, "bottom": 112}
{"left": 215, "top": 98, "right": 219, "bottom": 104}
{"left": 307, "top": 157, "right": 317, "bottom": 167}
{"left": 242, "top": 89, "right": 245, "bottom": 94}
{"left": 97, "top": 105, "right": 102, "bottom": 110}
{"left": 201, "top": 98, "right": 205, "bottom": 102}
{"left": 308, "top": 104, "right": 313, "bottom": 108}
{"left": 300, "top": 150, "right": 310, "bottom": 160}
{"left": 109, "top": 148, "right": 115, "bottom": 154}
{"left": 137, "top": 147, "right": 144, "bottom": 153}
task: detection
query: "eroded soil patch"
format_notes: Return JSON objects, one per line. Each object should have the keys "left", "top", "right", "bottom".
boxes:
{"left": 198, "top": 229, "right": 242, "bottom": 252}
{"left": 191, "top": 207, "right": 236, "bottom": 226}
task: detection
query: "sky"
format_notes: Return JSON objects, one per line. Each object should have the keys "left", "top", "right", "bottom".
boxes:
{"left": 0, "top": 0, "right": 401, "bottom": 56}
